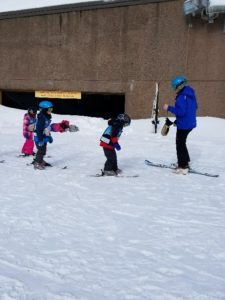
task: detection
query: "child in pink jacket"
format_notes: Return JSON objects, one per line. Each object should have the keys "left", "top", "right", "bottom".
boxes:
{"left": 21, "top": 107, "right": 37, "bottom": 156}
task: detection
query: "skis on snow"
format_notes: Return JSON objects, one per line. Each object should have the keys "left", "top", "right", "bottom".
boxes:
{"left": 151, "top": 82, "right": 160, "bottom": 133}
{"left": 90, "top": 174, "right": 139, "bottom": 178}
{"left": 26, "top": 163, "right": 68, "bottom": 170}
{"left": 90, "top": 170, "right": 139, "bottom": 178}
{"left": 145, "top": 160, "right": 219, "bottom": 178}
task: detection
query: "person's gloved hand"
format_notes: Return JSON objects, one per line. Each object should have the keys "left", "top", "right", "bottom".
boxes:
{"left": 44, "top": 136, "right": 53, "bottom": 143}
{"left": 69, "top": 124, "right": 79, "bottom": 132}
{"left": 28, "top": 124, "right": 35, "bottom": 132}
{"left": 38, "top": 140, "right": 44, "bottom": 147}
{"left": 114, "top": 143, "right": 121, "bottom": 151}
{"left": 48, "top": 136, "right": 53, "bottom": 143}
{"left": 23, "top": 133, "right": 30, "bottom": 139}
{"left": 165, "top": 118, "right": 174, "bottom": 126}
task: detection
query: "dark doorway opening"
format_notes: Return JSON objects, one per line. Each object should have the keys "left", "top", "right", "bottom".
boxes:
{"left": 2, "top": 91, "right": 125, "bottom": 119}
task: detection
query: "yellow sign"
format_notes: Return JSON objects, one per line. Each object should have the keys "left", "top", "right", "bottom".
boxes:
{"left": 35, "top": 91, "right": 81, "bottom": 99}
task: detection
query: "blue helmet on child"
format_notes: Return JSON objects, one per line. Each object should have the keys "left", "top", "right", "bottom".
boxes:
{"left": 39, "top": 100, "right": 53, "bottom": 109}
{"left": 171, "top": 75, "right": 187, "bottom": 90}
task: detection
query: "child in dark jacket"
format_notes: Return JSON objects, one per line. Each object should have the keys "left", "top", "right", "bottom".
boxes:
{"left": 33, "top": 101, "right": 77, "bottom": 170}
{"left": 33, "top": 101, "right": 54, "bottom": 170}
{"left": 100, "top": 113, "right": 131, "bottom": 176}
{"left": 21, "top": 107, "right": 37, "bottom": 156}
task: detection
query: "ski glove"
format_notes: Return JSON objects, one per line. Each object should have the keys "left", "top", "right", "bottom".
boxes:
{"left": 43, "top": 136, "right": 53, "bottom": 143}
{"left": 114, "top": 143, "right": 121, "bottom": 151}
{"left": 48, "top": 136, "right": 53, "bottom": 143}
{"left": 69, "top": 124, "right": 79, "bottom": 132}
{"left": 28, "top": 124, "right": 35, "bottom": 132}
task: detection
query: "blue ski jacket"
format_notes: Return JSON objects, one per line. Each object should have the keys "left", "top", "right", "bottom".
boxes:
{"left": 168, "top": 86, "right": 198, "bottom": 130}
{"left": 34, "top": 111, "right": 52, "bottom": 143}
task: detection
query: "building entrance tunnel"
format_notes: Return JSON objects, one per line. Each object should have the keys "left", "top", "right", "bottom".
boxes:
{"left": 2, "top": 91, "right": 125, "bottom": 119}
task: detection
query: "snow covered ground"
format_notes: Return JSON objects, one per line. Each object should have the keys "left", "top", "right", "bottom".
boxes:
{"left": 0, "top": 105, "right": 225, "bottom": 300}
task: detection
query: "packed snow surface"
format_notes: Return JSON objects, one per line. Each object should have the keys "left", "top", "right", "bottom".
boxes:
{"left": 0, "top": 105, "right": 225, "bottom": 300}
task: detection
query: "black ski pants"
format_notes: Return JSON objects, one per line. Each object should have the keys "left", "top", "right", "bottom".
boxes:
{"left": 103, "top": 148, "right": 118, "bottom": 171}
{"left": 176, "top": 129, "right": 192, "bottom": 168}
{"left": 35, "top": 142, "right": 47, "bottom": 163}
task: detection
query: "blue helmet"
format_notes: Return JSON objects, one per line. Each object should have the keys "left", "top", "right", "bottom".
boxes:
{"left": 39, "top": 100, "right": 53, "bottom": 109}
{"left": 171, "top": 76, "right": 187, "bottom": 90}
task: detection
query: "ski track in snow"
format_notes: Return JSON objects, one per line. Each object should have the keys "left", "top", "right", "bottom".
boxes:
{"left": 0, "top": 107, "right": 225, "bottom": 299}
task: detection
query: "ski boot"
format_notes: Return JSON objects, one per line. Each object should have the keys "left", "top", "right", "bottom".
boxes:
{"left": 173, "top": 167, "right": 189, "bottom": 175}
{"left": 43, "top": 160, "right": 52, "bottom": 167}
{"left": 103, "top": 170, "right": 117, "bottom": 176}
{"left": 116, "top": 168, "right": 122, "bottom": 175}
{"left": 34, "top": 162, "right": 45, "bottom": 170}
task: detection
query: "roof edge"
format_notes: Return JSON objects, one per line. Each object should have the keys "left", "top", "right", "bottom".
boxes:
{"left": 0, "top": 0, "right": 175, "bottom": 20}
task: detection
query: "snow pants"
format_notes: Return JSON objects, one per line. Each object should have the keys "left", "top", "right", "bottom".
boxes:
{"left": 35, "top": 142, "right": 47, "bottom": 164}
{"left": 176, "top": 129, "right": 192, "bottom": 168}
{"left": 21, "top": 137, "right": 34, "bottom": 155}
{"left": 103, "top": 148, "right": 118, "bottom": 172}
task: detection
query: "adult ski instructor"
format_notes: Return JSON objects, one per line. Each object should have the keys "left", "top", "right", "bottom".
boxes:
{"left": 163, "top": 75, "right": 198, "bottom": 175}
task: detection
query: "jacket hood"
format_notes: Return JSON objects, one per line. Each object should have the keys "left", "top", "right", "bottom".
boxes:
{"left": 179, "top": 86, "right": 195, "bottom": 98}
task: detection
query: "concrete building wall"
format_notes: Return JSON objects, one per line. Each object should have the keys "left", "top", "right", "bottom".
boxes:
{"left": 0, "top": 0, "right": 224, "bottom": 118}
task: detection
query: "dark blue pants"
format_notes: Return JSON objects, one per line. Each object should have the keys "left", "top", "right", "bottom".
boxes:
{"left": 35, "top": 142, "right": 47, "bottom": 163}
{"left": 176, "top": 129, "right": 192, "bottom": 168}
{"left": 103, "top": 148, "right": 118, "bottom": 171}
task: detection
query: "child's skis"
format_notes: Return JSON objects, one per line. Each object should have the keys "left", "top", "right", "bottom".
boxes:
{"left": 89, "top": 170, "right": 139, "bottom": 178}
{"left": 151, "top": 82, "right": 160, "bottom": 133}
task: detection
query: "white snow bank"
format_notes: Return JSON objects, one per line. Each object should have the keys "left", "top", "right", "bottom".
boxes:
{"left": 208, "top": 0, "right": 225, "bottom": 12}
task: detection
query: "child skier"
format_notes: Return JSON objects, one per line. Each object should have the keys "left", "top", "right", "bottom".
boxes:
{"left": 21, "top": 107, "right": 37, "bottom": 156}
{"left": 100, "top": 113, "right": 131, "bottom": 176}
{"left": 33, "top": 101, "right": 54, "bottom": 170}
{"left": 33, "top": 101, "right": 78, "bottom": 170}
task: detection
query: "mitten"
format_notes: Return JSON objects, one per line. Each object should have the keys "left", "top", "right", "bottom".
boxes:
{"left": 43, "top": 136, "right": 53, "bottom": 143}
{"left": 28, "top": 124, "right": 35, "bottom": 132}
{"left": 161, "top": 118, "right": 173, "bottom": 136}
{"left": 44, "top": 127, "right": 51, "bottom": 136}
{"left": 165, "top": 118, "right": 174, "bottom": 126}
{"left": 48, "top": 136, "right": 53, "bottom": 143}
{"left": 161, "top": 124, "right": 170, "bottom": 136}
{"left": 69, "top": 124, "right": 79, "bottom": 132}
{"left": 114, "top": 143, "right": 121, "bottom": 151}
